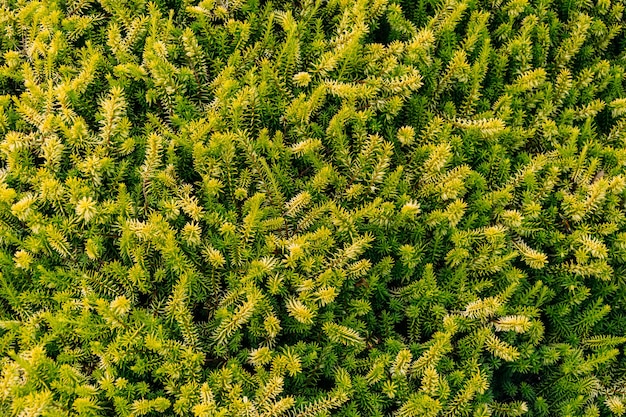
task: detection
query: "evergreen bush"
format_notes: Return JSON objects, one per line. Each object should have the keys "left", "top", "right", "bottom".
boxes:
{"left": 0, "top": 0, "right": 626, "bottom": 415}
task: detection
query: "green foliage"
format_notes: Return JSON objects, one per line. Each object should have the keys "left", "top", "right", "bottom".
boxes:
{"left": 0, "top": 0, "right": 625, "bottom": 415}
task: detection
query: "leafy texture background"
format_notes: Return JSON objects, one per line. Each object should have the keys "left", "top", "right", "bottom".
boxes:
{"left": 0, "top": 0, "right": 626, "bottom": 415}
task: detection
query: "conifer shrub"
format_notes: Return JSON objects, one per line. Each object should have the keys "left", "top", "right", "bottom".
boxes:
{"left": 0, "top": 0, "right": 626, "bottom": 415}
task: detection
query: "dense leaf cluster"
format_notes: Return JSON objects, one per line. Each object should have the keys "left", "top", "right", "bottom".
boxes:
{"left": 0, "top": 0, "right": 626, "bottom": 415}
